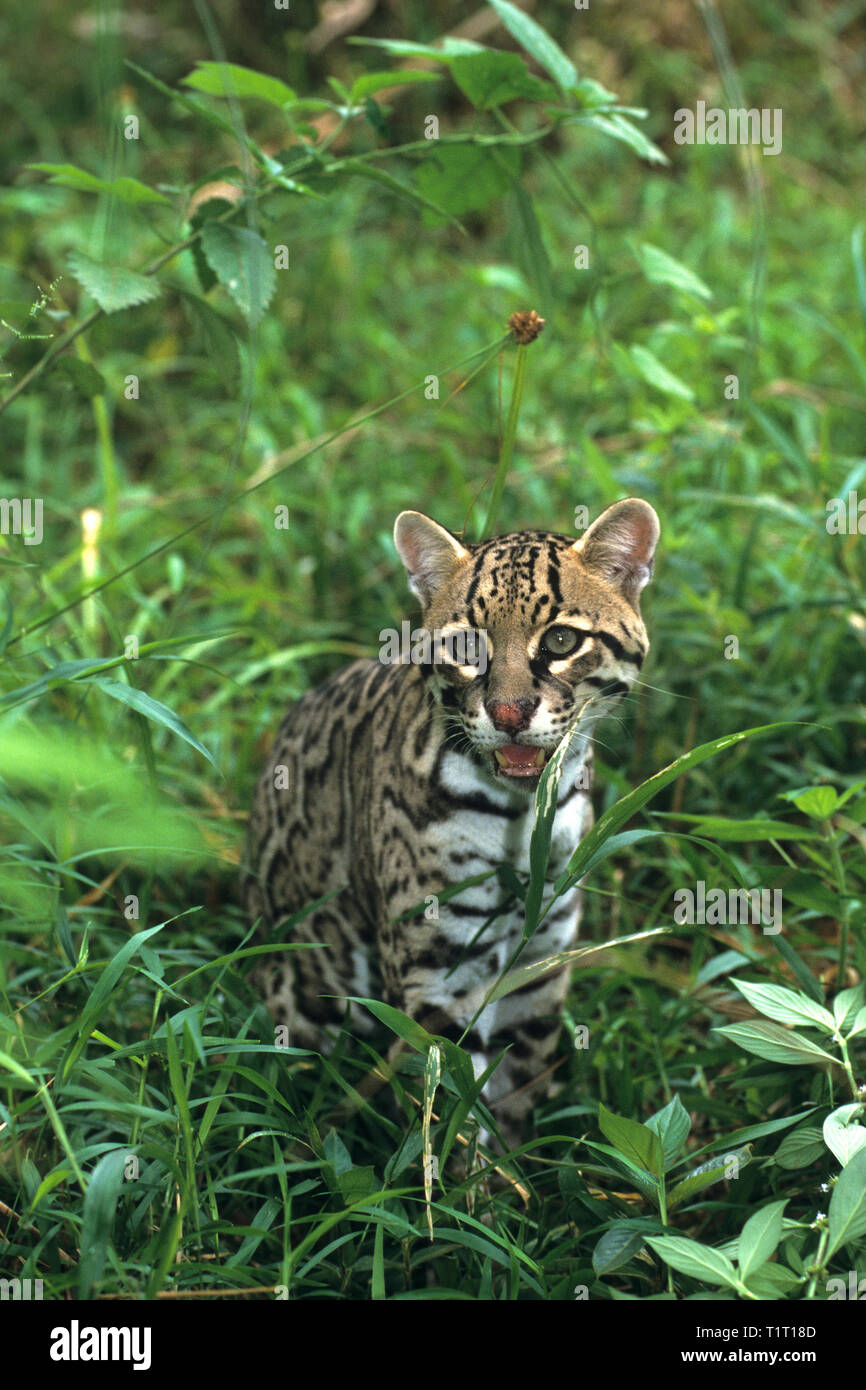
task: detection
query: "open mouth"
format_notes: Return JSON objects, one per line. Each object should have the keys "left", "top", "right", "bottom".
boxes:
{"left": 492, "top": 743, "right": 551, "bottom": 778}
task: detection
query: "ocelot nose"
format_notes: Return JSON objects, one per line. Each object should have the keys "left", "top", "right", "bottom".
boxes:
{"left": 486, "top": 698, "right": 537, "bottom": 734}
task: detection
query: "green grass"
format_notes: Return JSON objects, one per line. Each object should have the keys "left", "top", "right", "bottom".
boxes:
{"left": 0, "top": 0, "right": 864, "bottom": 1300}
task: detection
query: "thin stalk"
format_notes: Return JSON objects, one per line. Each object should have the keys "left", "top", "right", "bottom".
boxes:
{"left": 482, "top": 342, "right": 527, "bottom": 538}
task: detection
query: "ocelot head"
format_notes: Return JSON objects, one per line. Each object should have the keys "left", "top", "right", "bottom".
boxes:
{"left": 394, "top": 500, "right": 659, "bottom": 789}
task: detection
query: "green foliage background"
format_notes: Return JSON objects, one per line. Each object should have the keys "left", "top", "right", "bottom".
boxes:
{"left": 0, "top": 0, "right": 864, "bottom": 1301}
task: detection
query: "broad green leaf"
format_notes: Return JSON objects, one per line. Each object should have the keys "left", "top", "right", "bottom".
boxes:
{"left": 450, "top": 51, "right": 555, "bottom": 109}
{"left": 847, "top": 1006, "right": 866, "bottom": 1039}
{"left": 667, "top": 1145, "right": 753, "bottom": 1209}
{"left": 715, "top": 1020, "right": 838, "bottom": 1067}
{"left": 823, "top": 1104, "right": 866, "bottom": 1167}
{"left": 636, "top": 242, "right": 712, "bottom": 301}
{"left": 791, "top": 785, "right": 839, "bottom": 819}
{"left": 487, "top": 0, "right": 578, "bottom": 91}
{"left": 28, "top": 163, "right": 170, "bottom": 205}
{"left": 349, "top": 70, "right": 440, "bottom": 102}
{"left": 592, "top": 1225, "right": 649, "bottom": 1276}
{"left": 774, "top": 1125, "right": 826, "bottom": 1170}
{"left": 646, "top": 1094, "right": 691, "bottom": 1169}
{"left": 78, "top": 1148, "right": 132, "bottom": 1297}
{"left": 645, "top": 1235, "right": 739, "bottom": 1289}
{"left": 414, "top": 144, "right": 520, "bottom": 225}
{"left": 580, "top": 1143, "right": 660, "bottom": 1204}
{"left": 628, "top": 344, "right": 695, "bottom": 401}
{"left": 68, "top": 252, "right": 161, "bottom": 315}
{"left": 200, "top": 222, "right": 276, "bottom": 328}
{"left": 182, "top": 62, "right": 296, "bottom": 108}
{"left": 92, "top": 678, "right": 217, "bottom": 768}
{"left": 737, "top": 1200, "right": 786, "bottom": 1281}
{"left": 743, "top": 1263, "right": 803, "bottom": 1298}
{"left": 598, "top": 1104, "right": 663, "bottom": 1179}
{"left": 834, "top": 985, "right": 866, "bottom": 1032}
{"left": 731, "top": 979, "right": 835, "bottom": 1033}
{"left": 827, "top": 1148, "right": 866, "bottom": 1257}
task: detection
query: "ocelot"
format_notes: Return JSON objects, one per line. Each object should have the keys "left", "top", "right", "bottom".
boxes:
{"left": 242, "top": 499, "right": 659, "bottom": 1145}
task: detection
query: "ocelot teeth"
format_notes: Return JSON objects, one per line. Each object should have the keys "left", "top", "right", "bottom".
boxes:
{"left": 533, "top": 747, "right": 546, "bottom": 767}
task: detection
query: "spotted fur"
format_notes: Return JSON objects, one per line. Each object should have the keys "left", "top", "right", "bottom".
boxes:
{"left": 242, "top": 499, "right": 659, "bottom": 1145}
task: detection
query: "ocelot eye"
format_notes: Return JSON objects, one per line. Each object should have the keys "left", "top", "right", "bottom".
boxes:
{"left": 541, "top": 626, "right": 582, "bottom": 657}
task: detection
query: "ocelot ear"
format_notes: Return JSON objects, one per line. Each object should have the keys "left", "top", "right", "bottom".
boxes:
{"left": 394, "top": 511, "right": 469, "bottom": 606}
{"left": 571, "top": 498, "right": 660, "bottom": 599}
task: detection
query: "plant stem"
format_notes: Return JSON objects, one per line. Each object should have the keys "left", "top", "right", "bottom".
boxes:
{"left": 824, "top": 816, "right": 850, "bottom": 986}
{"left": 482, "top": 342, "right": 527, "bottom": 538}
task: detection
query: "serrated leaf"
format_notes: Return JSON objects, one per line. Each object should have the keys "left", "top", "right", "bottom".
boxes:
{"left": 28, "top": 163, "right": 170, "bottom": 206}
{"left": 737, "top": 1200, "right": 786, "bottom": 1281}
{"left": 68, "top": 252, "right": 161, "bottom": 315}
{"left": 182, "top": 62, "right": 295, "bottom": 109}
{"left": 716, "top": 1020, "right": 837, "bottom": 1067}
{"left": 823, "top": 1104, "right": 866, "bottom": 1168}
{"left": 636, "top": 242, "right": 712, "bottom": 301}
{"left": 628, "top": 344, "right": 695, "bottom": 401}
{"left": 598, "top": 1104, "right": 663, "bottom": 1178}
{"left": 92, "top": 677, "right": 217, "bottom": 768}
{"left": 200, "top": 222, "right": 276, "bottom": 328}
{"left": 827, "top": 1148, "right": 866, "bottom": 1257}
{"left": 646, "top": 1094, "right": 691, "bottom": 1169}
{"left": 732, "top": 979, "right": 836, "bottom": 1033}
{"left": 645, "top": 1235, "right": 739, "bottom": 1289}
{"left": 450, "top": 51, "right": 555, "bottom": 109}
{"left": 488, "top": 0, "right": 577, "bottom": 91}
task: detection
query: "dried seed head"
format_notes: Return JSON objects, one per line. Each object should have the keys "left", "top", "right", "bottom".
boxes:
{"left": 508, "top": 309, "right": 546, "bottom": 344}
